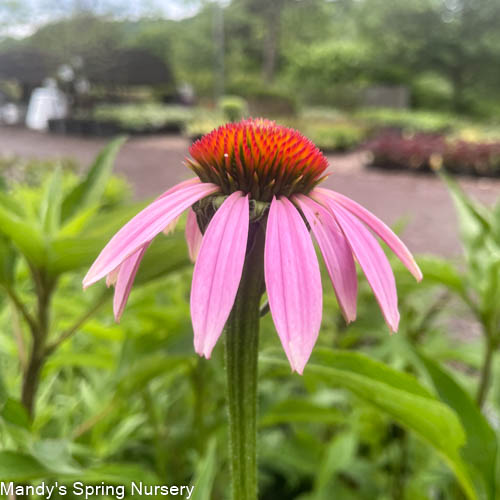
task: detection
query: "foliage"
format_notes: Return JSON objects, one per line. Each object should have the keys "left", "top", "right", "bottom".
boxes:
{"left": 218, "top": 95, "right": 248, "bottom": 122}
{"left": 90, "top": 104, "right": 194, "bottom": 133}
{"left": 299, "top": 122, "right": 367, "bottom": 153}
{"left": 367, "top": 133, "right": 500, "bottom": 177}
{"left": 356, "top": 108, "right": 455, "bottom": 135}
{"left": 0, "top": 140, "right": 499, "bottom": 499}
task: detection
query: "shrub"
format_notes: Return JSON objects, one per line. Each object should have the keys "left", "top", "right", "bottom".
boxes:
{"left": 92, "top": 103, "right": 194, "bottom": 133}
{"left": 185, "top": 113, "right": 225, "bottom": 142}
{"left": 218, "top": 95, "right": 248, "bottom": 122}
{"left": 356, "top": 108, "right": 454, "bottom": 134}
{"left": 302, "top": 122, "right": 366, "bottom": 152}
{"left": 247, "top": 88, "right": 297, "bottom": 117}
{"left": 366, "top": 133, "right": 500, "bottom": 177}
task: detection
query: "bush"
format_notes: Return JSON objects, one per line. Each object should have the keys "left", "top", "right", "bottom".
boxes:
{"left": 185, "top": 112, "right": 225, "bottom": 142}
{"left": 411, "top": 73, "right": 454, "bottom": 111}
{"left": 92, "top": 103, "right": 194, "bottom": 133}
{"left": 356, "top": 108, "right": 454, "bottom": 134}
{"left": 301, "top": 122, "right": 366, "bottom": 152}
{"left": 247, "top": 88, "right": 297, "bottom": 117}
{"left": 366, "top": 133, "right": 500, "bottom": 177}
{"left": 218, "top": 95, "right": 248, "bottom": 122}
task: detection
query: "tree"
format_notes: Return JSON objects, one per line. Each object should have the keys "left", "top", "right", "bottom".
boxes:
{"left": 356, "top": 0, "right": 500, "bottom": 112}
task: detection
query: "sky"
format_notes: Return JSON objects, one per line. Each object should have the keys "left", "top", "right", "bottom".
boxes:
{"left": 0, "top": 0, "right": 204, "bottom": 38}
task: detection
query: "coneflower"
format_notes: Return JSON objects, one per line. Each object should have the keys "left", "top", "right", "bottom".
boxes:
{"left": 83, "top": 118, "right": 421, "bottom": 499}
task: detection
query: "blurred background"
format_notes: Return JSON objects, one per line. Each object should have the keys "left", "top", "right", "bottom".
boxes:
{"left": 0, "top": 1, "right": 500, "bottom": 499}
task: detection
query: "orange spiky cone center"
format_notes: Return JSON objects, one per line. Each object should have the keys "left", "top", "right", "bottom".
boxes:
{"left": 187, "top": 118, "right": 329, "bottom": 202}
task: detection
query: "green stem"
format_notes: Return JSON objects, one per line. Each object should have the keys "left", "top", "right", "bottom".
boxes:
{"left": 225, "top": 223, "right": 265, "bottom": 500}
{"left": 476, "top": 337, "right": 496, "bottom": 408}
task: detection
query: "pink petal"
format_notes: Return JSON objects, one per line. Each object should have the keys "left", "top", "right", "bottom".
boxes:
{"left": 295, "top": 195, "right": 357, "bottom": 323}
{"left": 113, "top": 243, "right": 149, "bottom": 322}
{"left": 185, "top": 208, "right": 203, "bottom": 262}
{"left": 315, "top": 192, "right": 399, "bottom": 332}
{"left": 264, "top": 196, "right": 323, "bottom": 374}
{"left": 83, "top": 182, "right": 218, "bottom": 288}
{"left": 314, "top": 187, "right": 422, "bottom": 281}
{"left": 158, "top": 177, "right": 201, "bottom": 199}
{"left": 191, "top": 192, "right": 249, "bottom": 358}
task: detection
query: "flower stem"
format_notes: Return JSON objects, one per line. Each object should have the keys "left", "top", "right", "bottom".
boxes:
{"left": 224, "top": 223, "right": 265, "bottom": 500}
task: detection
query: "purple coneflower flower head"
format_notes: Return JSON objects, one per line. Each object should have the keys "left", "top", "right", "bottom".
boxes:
{"left": 83, "top": 119, "right": 422, "bottom": 374}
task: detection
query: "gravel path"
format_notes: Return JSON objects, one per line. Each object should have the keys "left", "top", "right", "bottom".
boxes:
{"left": 1, "top": 126, "right": 499, "bottom": 257}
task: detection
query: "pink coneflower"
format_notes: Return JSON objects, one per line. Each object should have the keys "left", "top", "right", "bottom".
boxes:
{"left": 83, "top": 118, "right": 422, "bottom": 374}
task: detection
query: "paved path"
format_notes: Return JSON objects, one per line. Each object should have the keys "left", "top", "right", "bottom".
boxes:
{"left": 1, "top": 126, "right": 499, "bottom": 257}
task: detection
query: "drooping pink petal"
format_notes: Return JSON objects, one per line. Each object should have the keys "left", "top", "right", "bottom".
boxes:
{"left": 315, "top": 192, "right": 399, "bottom": 332}
{"left": 191, "top": 192, "right": 249, "bottom": 358}
{"left": 113, "top": 243, "right": 149, "bottom": 322}
{"left": 295, "top": 195, "right": 357, "bottom": 323}
{"left": 83, "top": 182, "right": 218, "bottom": 289}
{"left": 264, "top": 196, "right": 323, "bottom": 374}
{"left": 313, "top": 187, "right": 422, "bottom": 281}
{"left": 185, "top": 208, "right": 203, "bottom": 262}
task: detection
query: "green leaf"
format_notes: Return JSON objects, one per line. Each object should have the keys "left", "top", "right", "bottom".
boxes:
{"left": 417, "top": 256, "right": 465, "bottom": 294}
{"left": 190, "top": 438, "right": 217, "bottom": 500}
{"left": 41, "top": 167, "right": 63, "bottom": 235}
{"left": 1, "top": 398, "right": 30, "bottom": 429}
{"left": 0, "top": 203, "right": 46, "bottom": 266}
{"left": 313, "top": 348, "right": 433, "bottom": 398}
{"left": 115, "top": 355, "right": 192, "bottom": 395}
{"left": 262, "top": 349, "right": 477, "bottom": 500}
{"left": 314, "top": 432, "right": 357, "bottom": 493}
{"left": 440, "top": 173, "right": 491, "bottom": 251}
{"left": 47, "top": 235, "right": 113, "bottom": 275}
{"left": 0, "top": 451, "right": 50, "bottom": 481}
{"left": 134, "top": 234, "right": 192, "bottom": 285}
{"left": 61, "top": 136, "right": 127, "bottom": 222}
{"left": 417, "top": 351, "right": 497, "bottom": 500}
{"left": 260, "top": 399, "right": 344, "bottom": 427}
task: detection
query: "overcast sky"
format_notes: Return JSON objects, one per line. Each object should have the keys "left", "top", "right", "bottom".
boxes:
{"left": 0, "top": 0, "right": 204, "bottom": 38}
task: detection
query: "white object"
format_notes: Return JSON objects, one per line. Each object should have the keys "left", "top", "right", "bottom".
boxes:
{"left": 25, "top": 87, "right": 68, "bottom": 130}
{"left": 0, "top": 103, "right": 21, "bottom": 125}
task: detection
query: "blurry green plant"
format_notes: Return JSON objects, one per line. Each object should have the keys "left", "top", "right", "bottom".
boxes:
{"left": 218, "top": 95, "right": 248, "bottom": 122}
{"left": 356, "top": 108, "right": 455, "bottom": 135}
{"left": 90, "top": 104, "right": 194, "bottom": 132}
{"left": 0, "top": 136, "right": 191, "bottom": 419}
{"left": 301, "top": 122, "right": 366, "bottom": 153}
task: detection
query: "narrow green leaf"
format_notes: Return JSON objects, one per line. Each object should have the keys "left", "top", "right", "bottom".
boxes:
{"left": 440, "top": 173, "right": 491, "bottom": 250}
{"left": 262, "top": 350, "right": 477, "bottom": 500}
{"left": 313, "top": 348, "right": 433, "bottom": 398}
{"left": 417, "top": 351, "right": 497, "bottom": 500}
{"left": 61, "top": 136, "right": 127, "bottom": 222}
{"left": 260, "top": 399, "right": 344, "bottom": 427}
{"left": 190, "top": 438, "right": 217, "bottom": 500}
{"left": 417, "top": 256, "right": 465, "bottom": 294}
{"left": 115, "top": 355, "right": 192, "bottom": 395}
{"left": 41, "top": 167, "right": 63, "bottom": 235}
{"left": 314, "top": 432, "right": 356, "bottom": 493}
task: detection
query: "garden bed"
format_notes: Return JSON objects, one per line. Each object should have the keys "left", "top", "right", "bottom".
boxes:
{"left": 366, "top": 132, "right": 500, "bottom": 177}
{"left": 48, "top": 104, "right": 194, "bottom": 137}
